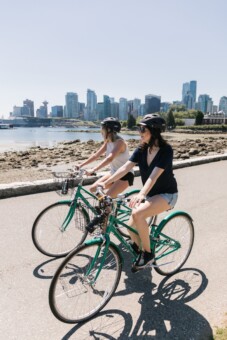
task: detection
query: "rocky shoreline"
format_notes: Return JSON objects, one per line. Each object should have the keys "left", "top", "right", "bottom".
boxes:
{"left": 1, "top": 134, "right": 227, "bottom": 184}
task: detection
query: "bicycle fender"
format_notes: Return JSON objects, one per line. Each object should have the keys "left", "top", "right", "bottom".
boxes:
{"left": 56, "top": 200, "right": 72, "bottom": 204}
{"left": 124, "top": 189, "right": 140, "bottom": 197}
{"left": 84, "top": 238, "right": 124, "bottom": 265}
{"left": 157, "top": 210, "right": 193, "bottom": 232}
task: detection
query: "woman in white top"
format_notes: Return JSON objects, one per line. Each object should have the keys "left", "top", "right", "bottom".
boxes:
{"left": 75, "top": 117, "right": 134, "bottom": 197}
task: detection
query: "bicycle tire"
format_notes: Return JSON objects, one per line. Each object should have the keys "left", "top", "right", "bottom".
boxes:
{"left": 49, "top": 242, "right": 122, "bottom": 323}
{"left": 154, "top": 213, "right": 194, "bottom": 276}
{"left": 115, "top": 189, "right": 140, "bottom": 238}
{"left": 32, "top": 202, "right": 89, "bottom": 258}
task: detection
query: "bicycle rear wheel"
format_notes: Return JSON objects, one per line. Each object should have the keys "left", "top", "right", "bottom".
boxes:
{"left": 154, "top": 214, "right": 194, "bottom": 276}
{"left": 49, "top": 242, "right": 122, "bottom": 323}
{"left": 32, "top": 202, "right": 89, "bottom": 257}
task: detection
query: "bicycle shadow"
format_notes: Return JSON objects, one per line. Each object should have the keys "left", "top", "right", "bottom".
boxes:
{"left": 33, "top": 257, "right": 63, "bottom": 280}
{"left": 60, "top": 247, "right": 212, "bottom": 339}
{"left": 62, "top": 309, "right": 133, "bottom": 340}
{"left": 60, "top": 267, "right": 212, "bottom": 339}
{"left": 115, "top": 247, "right": 212, "bottom": 339}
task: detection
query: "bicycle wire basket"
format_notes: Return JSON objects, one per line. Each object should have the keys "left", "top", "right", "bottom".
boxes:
{"left": 52, "top": 171, "right": 80, "bottom": 197}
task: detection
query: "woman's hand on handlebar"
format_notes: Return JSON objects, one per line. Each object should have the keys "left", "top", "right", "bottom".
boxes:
{"left": 96, "top": 182, "right": 106, "bottom": 189}
{"left": 74, "top": 164, "right": 81, "bottom": 171}
{"left": 129, "top": 192, "right": 146, "bottom": 208}
{"left": 85, "top": 168, "right": 97, "bottom": 176}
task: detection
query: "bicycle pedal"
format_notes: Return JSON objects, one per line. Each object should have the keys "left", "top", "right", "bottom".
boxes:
{"left": 131, "top": 265, "right": 140, "bottom": 273}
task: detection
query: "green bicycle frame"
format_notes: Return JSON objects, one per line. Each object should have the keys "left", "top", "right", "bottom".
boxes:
{"left": 84, "top": 207, "right": 193, "bottom": 282}
{"left": 59, "top": 185, "right": 140, "bottom": 232}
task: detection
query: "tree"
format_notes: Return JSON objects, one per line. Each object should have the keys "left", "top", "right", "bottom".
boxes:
{"left": 127, "top": 114, "right": 136, "bottom": 129}
{"left": 195, "top": 111, "right": 204, "bottom": 125}
{"left": 166, "top": 109, "right": 176, "bottom": 129}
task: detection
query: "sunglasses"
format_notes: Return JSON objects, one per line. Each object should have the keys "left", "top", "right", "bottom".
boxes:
{"left": 138, "top": 126, "right": 147, "bottom": 133}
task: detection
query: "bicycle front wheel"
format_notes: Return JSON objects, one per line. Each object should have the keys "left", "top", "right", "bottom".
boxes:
{"left": 49, "top": 242, "right": 122, "bottom": 323}
{"left": 32, "top": 202, "right": 89, "bottom": 257}
{"left": 154, "top": 214, "right": 194, "bottom": 276}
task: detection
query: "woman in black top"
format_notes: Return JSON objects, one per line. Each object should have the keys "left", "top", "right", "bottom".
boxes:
{"left": 99, "top": 114, "right": 178, "bottom": 270}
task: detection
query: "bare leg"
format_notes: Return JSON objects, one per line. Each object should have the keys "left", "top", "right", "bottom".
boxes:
{"left": 106, "top": 179, "right": 129, "bottom": 198}
{"left": 127, "top": 216, "right": 141, "bottom": 248}
{"left": 132, "top": 195, "right": 170, "bottom": 252}
{"left": 89, "top": 173, "right": 112, "bottom": 193}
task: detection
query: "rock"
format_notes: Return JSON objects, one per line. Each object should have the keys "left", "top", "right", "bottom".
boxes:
{"left": 189, "top": 148, "right": 199, "bottom": 155}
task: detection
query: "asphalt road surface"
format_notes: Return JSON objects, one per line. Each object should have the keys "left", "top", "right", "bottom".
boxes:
{"left": 0, "top": 161, "right": 227, "bottom": 339}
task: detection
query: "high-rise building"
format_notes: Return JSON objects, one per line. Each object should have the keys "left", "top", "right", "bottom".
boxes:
{"left": 86, "top": 89, "right": 97, "bottom": 121}
{"left": 12, "top": 106, "right": 23, "bottom": 116}
{"left": 145, "top": 94, "right": 161, "bottom": 114}
{"left": 198, "top": 94, "right": 213, "bottom": 113}
{"left": 103, "top": 95, "right": 111, "bottom": 119}
{"left": 119, "top": 98, "right": 128, "bottom": 120}
{"left": 182, "top": 83, "right": 190, "bottom": 101}
{"left": 78, "top": 102, "right": 85, "bottom": 119}
{"left": 219, "top": 96, "right": 227, "bottom": 114}
{"left": 182, "top": 80, "right": 197, "bottom": 109}
{"left": 111, "top": 102, "right": 119, "bottom": 119}
{"left": 51, "top": 106, "right": 63, "bottom": 117}
{"left": 36, "top": 101, "right": 48, "bottom": 118}
{"left": 23, "top": 99, "right": 34, "bottom": 117}
{"left": 161, "top": 102, "right": 171, "bottom": 112}
{"left": 97, "top": 102, "right": 104, "bottom": 121}
{"left": 65, "top": 92, "right": 79, "bottom": 118}
{"left": 190, "top": 81, "right": 197, "bottom": 104}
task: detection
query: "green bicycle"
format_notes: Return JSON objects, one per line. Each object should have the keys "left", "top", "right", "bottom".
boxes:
{"left": 49, "top": 187, "right": 194, "bottom": 323}
{"left": 32, "top": 170, "right": 139, "bottom": 257}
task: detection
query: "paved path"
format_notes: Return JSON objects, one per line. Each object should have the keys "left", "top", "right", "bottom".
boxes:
{"left": 0, "top": 161, "right": 227, "bottom": 339}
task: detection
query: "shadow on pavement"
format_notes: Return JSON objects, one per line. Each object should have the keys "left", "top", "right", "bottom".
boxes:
{"left": 33, "top": 257, "right": 63, "bottom": 280}
{"left": 59, "top": 249, "right": 212, "bottom": 339}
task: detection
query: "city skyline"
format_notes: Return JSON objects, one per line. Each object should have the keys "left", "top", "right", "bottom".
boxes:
{"left": 8, "top": 83, "right": 227, "bottom": 121}
{"left": 1, "top": 0, "right": 227, "bottom": 118}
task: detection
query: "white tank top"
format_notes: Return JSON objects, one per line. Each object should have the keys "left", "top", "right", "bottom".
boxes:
{"left": 106, "top": 140, "right": 133, "bottom": 175}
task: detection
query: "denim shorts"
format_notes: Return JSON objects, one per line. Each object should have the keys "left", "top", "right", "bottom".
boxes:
{"left": 159, "top": 193, "right": 178, "bottom": 209}
{"left": 146, "top": 193, "right": 178, "bottom": 210}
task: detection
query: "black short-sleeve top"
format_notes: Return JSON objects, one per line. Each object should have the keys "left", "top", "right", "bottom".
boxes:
{"left": 129, "top": 144, "right": 178, "bottom": 197}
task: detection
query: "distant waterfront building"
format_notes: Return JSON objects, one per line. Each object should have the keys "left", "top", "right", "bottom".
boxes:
{"left": 127, "top": 98, "right": 141, "bottom": 118}
{"left": 103, "top": 95, "right": 111, "bottom": 119}
{"left": 161, "top": 102, "right": 171, "bottom": 112}
{"left": 212, "top": 105, "right": 218, "bottom": 114}
{"left": 145, "top": 94, "right": 161, "bottom": 114}
{"left": 36, "top": 101, "right": 48, "bottom": 118}
{"left": 65, "top": 92, "right": 79, "bottom": 118}
{"left": 111, "top": 102, "right": 119, "bottom": 119}
{"left": 97, "top": 102, "right": 104, "bottom": 121}
{"left": 219, "top": 96, "right": 227, "bottom": 114}
{"left": 78, "top": 102, "right": 85, "bottom": 119}
{"left": 190, "top": 81, "right": 197, "bottom": 104}
{"left": 23, "top": 99, "right": 34, "bottom": 117}
{"left": 12, "top": 106, "right": 23, "bottom": 116}
{"left": 182, "top": 82, "right": 190, "bottom": 101}
{"left": 203, "top": 111, "right": 227, "bottom": 124}
{"left": 51, "top": 106, "right": 63, "bottom": 118}
{"left": 119, "top": 98, "right": 128, "bottom": 120}
{"left": 182, "top": 80, "right": 197, "bottom": 109}
{"left": 86, "top": 89, "right": 97, "bottom": 121}
{"left": 198, "top": 94, "right": 213, "bottom": 113}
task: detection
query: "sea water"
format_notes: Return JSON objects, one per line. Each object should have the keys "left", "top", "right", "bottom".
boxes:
{"left": 0, "top": 126, "right": 140, "bottom": 152}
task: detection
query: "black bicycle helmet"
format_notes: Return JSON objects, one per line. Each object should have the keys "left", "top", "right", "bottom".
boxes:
{"left": 101, "top": 117, "right": 121, "bottom": 132}
{"left": 139, "top": 114, "right": 166, "bottom": 132}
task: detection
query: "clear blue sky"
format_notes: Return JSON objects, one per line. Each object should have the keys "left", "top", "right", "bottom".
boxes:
{"left": 0, "top": 0, "right": 226, "bottom": 118}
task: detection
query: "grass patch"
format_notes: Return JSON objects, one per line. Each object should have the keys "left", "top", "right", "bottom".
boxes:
{"left": 214, "top": 326, "right": 227, "bottom": 339}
